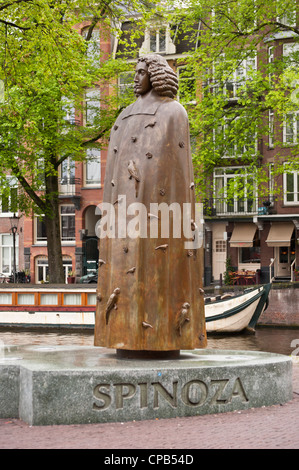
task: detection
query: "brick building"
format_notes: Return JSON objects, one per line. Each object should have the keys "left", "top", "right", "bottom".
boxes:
{"left": 2, "top": 9, "right": 299, "bottom": 285}
{"left": 0, "top": 14, "right": 200, "bottom": 284}
{"left": 202, "top": 32, "right": 299, "bottom": 285}
{"left": 0, "top": 20, "right": 109, "bottom": 284}
{"left": 22, "top": 20, "right": 113, "bottom": 284}
{"left": 116, "top": 14, "right": 299, "bottom": 286}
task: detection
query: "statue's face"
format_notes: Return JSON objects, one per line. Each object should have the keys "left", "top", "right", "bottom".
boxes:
{"left": 134, "top": 61, "right": 152, "bottom": 96}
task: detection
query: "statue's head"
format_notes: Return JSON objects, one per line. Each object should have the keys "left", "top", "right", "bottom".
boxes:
{"left": 134, "top": 54, "right": 178, "bottom": 99}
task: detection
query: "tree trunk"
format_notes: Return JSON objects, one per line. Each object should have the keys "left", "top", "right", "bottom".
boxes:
{"left": 45, "top": 174, "right": 65, "bottom": 284}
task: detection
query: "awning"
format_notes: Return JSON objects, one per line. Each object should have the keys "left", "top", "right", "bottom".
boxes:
{"left": 266, "top": 222, "right": 294, "bottom": 247}
{"left": 229, "top": 223, "right": 257, "bottom": 247}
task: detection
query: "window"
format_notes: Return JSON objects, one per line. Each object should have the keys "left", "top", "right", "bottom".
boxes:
{"left": 214, "top": 117, "right": 256, "bottom": 158}
{"left": 283, "top": 42, "right": 299, "bottom": 61}
{"left": 0, "top": 293, "right": 12, "bottom": 304}
{"left": 215, "top": 240, "right": 226, "bottom": 252}
{"left": 0, "top": 234, "right": 19, "bottom": 275}
{"left": 0, "top": 177, "right": 18, "bottom": 215}
{"left": 213, "top": 56, "right": 256, "bottom": 99}
{"left": 87, "top": 293, "right": 97, "bottom": 305}
{"left": 60, "top": 157, "right": 76, "bottom": 185}
{"left": 63, "top": 293, "right": 82, "bottom": 306}
{"left": 36, "top": 216, "right": 47, "bottom": 243}
{"left": 268, "top": 46, "right": 274, "bottom": 84}
{"left": 82, "top": 27, "right": 100, "bottom": 67}
{"left": 239, "top": 232, "right": 261, "bottom": 264}
{"left": 61, "top": 97, "right": 76, "bottom": 125}
{"left": 84, "top": 88, "right": 100, "bottom": 126}
{"left": 239, "top": 246, "right": 260, "bottom": 264}
{"left": 18, "top": 294, "right": 35, "bottom": 305}
{"left": 40, "top": 293, "right": 58, "bottom": 305}
{"left": 150, "top": 28, "right": 166, "bottom": 53}
{"left": 140, "top": 25, "right": 176, "bottom": 55}
{"left": 283, "top": 111, "right": 299, "bottom": 144}
{"left": 283, "top": 164, "right": 299, "bottom": 204}
{"left": 36, "top": 256, "right": 72, "bottom": 283}
{"left": 63, "top": 257, "right": 73, "bottom": 279}
{"left": 35, "top": 157, "right": 45, "bottom": 189}
{"left": 60, "top": 205, "right": 75, "bottom": 242}
{"left": 269, "top": 109, "right": 274, "bottom": 148}
{"left": 268, "top": 46, "right": 274, "bottom": 64}
{"left": 269, "top": 163, "right": 275, "bottom": 196}
{"left": 85, "top": 148, "right": 101, "bottom": 186}
{"left": 283, "top": 42, "right": 299, "bottom": 81}
{"left": 283, "top": 113, "right": 298, "bottom": 144}
{"left": 214, "top": 167, "right": 257, "bottom": 215}
{"left": 59, "top": 158, "right": 77, "bottom": 196}
{"left": 177, "top": 66, "right": 196, "bottom": 104}
{"left": 118, "top": 71, "right": 134, "bottom": 99}
{"left": 278, "top": 9, "right": 298, "bottom": 28}
{"left": 35, "top": 207, "right": 76, "bottom": 244}
{"left": 225, "top": 57, "right": 256, "bottom": 99}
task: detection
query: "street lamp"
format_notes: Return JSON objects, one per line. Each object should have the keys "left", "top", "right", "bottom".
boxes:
{"left": 9, "top": 213, "right": 20, "bottom": 283}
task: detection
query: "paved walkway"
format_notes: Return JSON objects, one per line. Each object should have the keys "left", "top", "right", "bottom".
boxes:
{"left": 0, "top": 361, "right": 298, "bottom": 450}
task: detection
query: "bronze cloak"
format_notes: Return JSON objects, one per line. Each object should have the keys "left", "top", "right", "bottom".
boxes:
{"left": 94, "top": 89, "right": 207, "bottom": 351}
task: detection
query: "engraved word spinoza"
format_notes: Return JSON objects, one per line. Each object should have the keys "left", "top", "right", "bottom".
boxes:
{"left": 92, "top": 377, "right": 249, "bottom": 411}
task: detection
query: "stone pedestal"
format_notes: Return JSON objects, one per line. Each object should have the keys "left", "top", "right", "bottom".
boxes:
{"left": 0, "top": 345, "right": 292, "bottom": 426}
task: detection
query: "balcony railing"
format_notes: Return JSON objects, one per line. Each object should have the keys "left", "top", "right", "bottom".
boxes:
{"left": 59, "top": 177, "right": 81, "bottom": 196}
{"left": 203, "top": 196, "right": 276, "bottom": 217}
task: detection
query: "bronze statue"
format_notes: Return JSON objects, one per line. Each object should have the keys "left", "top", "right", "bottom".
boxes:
{"left": 94, "top": 54, "right": 207, "bottom": 355}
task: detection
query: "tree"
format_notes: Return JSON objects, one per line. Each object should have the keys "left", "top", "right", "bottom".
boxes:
{"left": 0, "top": 0, "right": 156, "bottom": 283}
{"left": 168, "top": 0, "right": 299, "bottom": 201}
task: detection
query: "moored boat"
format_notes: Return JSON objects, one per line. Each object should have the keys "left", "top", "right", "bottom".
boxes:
{"left": 0, "top": 283, "right": 271, "bottom": 334}
{"left": 0, "top": 286, "right": 96, "bottom": 328}
{"left": 205, "top": 283, "right": 271, "bottom": 334}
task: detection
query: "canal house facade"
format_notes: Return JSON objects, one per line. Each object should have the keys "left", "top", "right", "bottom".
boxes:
{"left": 0, "top": 19, "right": 107, "bottom": 284}
{"left": 1, "top": 8, "right": 299, "bottom": 285}
{"left": 200, "top": 21, "right": 299, "bottom": 285}
{"left": 97, "top": 11, "right": 299, "bottom": 286}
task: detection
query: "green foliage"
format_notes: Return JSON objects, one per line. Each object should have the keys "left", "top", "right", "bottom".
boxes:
{"left": 223, "top": 256, "right": 235, "bottom": 285}
{"left": 0, "top": 0, "right": 159, "bottom": 281}
{"left": 168, "top": 0, "right": 299, "bottom": 200}
{"left": 0, "top": 0, "right": 159, "bottom": 216}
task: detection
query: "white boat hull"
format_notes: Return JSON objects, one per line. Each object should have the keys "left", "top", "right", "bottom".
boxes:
{"left": 205, "top": 285, "right": 270, "bottom": 334}
{"left": 0, "top": 310, "right": 95, "bottom": 328}
{"left": 205, "top": 298, "right": 260, "bottom": 333}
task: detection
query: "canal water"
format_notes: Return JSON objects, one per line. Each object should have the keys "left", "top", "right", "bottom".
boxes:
{"left": 0, "top": 326, "right": 299, "bottom": 356}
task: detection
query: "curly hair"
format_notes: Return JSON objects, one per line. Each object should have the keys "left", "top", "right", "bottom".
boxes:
{"left": 137, "top": 54, "right": 178, "bottom": 99}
